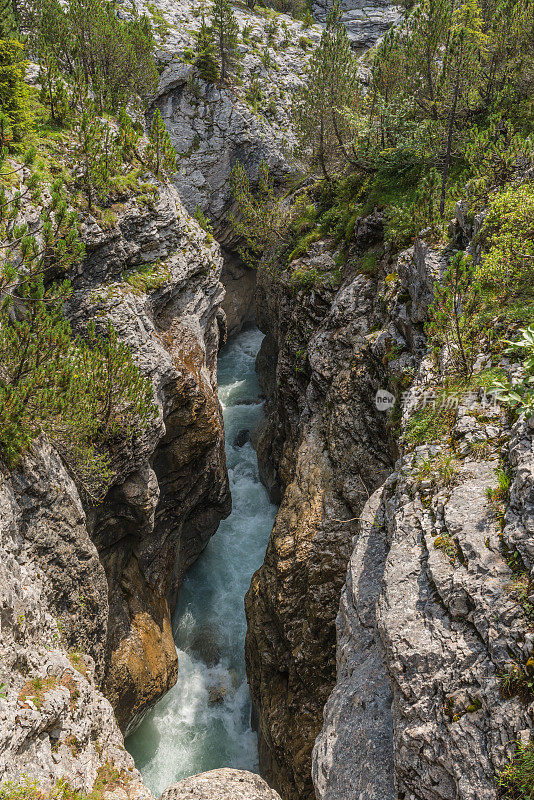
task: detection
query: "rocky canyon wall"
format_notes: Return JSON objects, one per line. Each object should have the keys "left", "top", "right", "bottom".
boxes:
{"left": 0, "top": 177, "right": 232, "bottom": 793}
{"left": 248, "top": 201, "right": 534, "bottom": 800}
{"left": 245, "top": 218, "right": 432, "bottom": 800}
{"left": 311, "top": 217, "right": 534, "bottom": 800}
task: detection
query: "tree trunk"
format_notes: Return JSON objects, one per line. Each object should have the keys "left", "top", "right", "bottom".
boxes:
{"left": 318, "top": 116, "right": 330, "bottom": 180}
{"left": 439, "top": 56, "right": 461, "bottom": 217}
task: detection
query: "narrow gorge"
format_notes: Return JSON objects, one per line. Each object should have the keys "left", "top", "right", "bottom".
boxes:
{"left": 1, "top": 0, "right": 533, "bottom": 799}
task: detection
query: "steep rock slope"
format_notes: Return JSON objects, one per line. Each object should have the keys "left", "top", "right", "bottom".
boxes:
{"left": 0, "top": 438, "right": 153, "bottom": 799}
{"left": 245, "top": 222, "right": 432, "bottom": 799}
{"left": 0, "top": 177, "right": 232, "bottom": 799}
{"left": 313, "top": 0, "right": 402, "bottom": 48}
{"left": 135, "top": 0, "right": 322, "bottom": 336}
{"left": 137, "top": 0, "right": 321, "bottom": 225}
{"left": 312, "top": 222, "right": 534, "bottom": 799}
{"left": 66, "top": 183, "right": 232, "bottom": 733}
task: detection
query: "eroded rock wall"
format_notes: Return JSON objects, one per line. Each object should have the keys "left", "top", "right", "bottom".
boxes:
{"left": 312, "top": 226, "right": 534, "bottom": 799}
{"left": 0, "top": 177, "right": 232, "bottom": 798}
{"left": 245, "top": 221, "right": 432, "bottom": 799}
{"left": 66, "top": 183, "right": 231, "bottom": 733}
{"left": 0, "top": 438, "right": 153, "bottom": 799}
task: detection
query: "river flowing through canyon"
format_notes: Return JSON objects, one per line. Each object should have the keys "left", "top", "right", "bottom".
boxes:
{"left": 126, "top": 327, "right": 277, "bottom": 797}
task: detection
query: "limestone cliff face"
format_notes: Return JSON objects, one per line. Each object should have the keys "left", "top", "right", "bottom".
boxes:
{"left": 138, "top": 0, "right": 320, "bottom": 225}
{"left": 307, "top": 215, "right": 534, "bottom": 799}
{"left": 245, "top": 219, "right": 429, "bottom": 799}
{"left": 312, "top": 421, "right": 533, "bottom": 800}
{"left": 310, "top": 233, "right": 534, "bottom": 800}
{"left": 65, "top": 182, "right": 232, "bottom": 733}
{"left": 136, "top": 0, "right": 322, "bottom": 338}
{"left": 313, "top": 0, "right": 403, "bottom": 48}
{"left": 0, "top": 178, "right": 231, "bottom": 796}
{"left": 0, "top": 437, "right": 153, "bottom": 799}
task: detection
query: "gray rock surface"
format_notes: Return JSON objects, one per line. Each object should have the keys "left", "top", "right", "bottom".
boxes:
{"left": 246, "top": 222, "right": 422, "bottom": 800}
{"left": 311, "top": 233, "right": 534, "bottom": 798}
{"left": 311, "top": 486, "right": 395, "bottom": 800}
{"left": 135, "top": 0, "right": 321, "bottom": 227}
{"left": 0, "top": 439, "right": 152, "bottom": 799}
{"left": 66, "top": 181, "right": 231, "bottom": 733}
{"left": 313, "top": 0, "right": 402, "bottom": 48}
{"left": 0, "top": 174, "right": 231, "bottom": 794}
{"left": 158, "top": 769, "right": 281, "bottom": 800}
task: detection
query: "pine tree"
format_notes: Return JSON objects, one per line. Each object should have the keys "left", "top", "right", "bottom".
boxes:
{"left": 294, "top": 0, "right": 358, "bottom": 178}
{"left": 117, "top": 106, "right": 141, "bottom": 164}
{"left": 29, "top": 0, "right": 158, "bottom": 111}
{"left": 437, "top": 0, "right": 488, "bottom": 214}
{"left": 39, "top": 53, "right": 72, "bottom": 125}
{"left": 146, "top": 110, "right": 176, "bottom": 177}
{"left": 76, "top": 112, "right": 119, "bottom": 209}
{"left": 194, "top": 16, "right": 220, "bottom": 82}
{"left": 0, "top": 39, "right": 32, "bottom": 147}
{"left": 0, "top": 0, "right": 17, "bottom": 38}
{"left": 211, "top": 0, "right": 239, "bottom": 81}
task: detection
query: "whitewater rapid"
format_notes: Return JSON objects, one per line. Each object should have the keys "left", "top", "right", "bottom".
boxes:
{"left": 126, "top": 327, "right": 277, "bottom": 796}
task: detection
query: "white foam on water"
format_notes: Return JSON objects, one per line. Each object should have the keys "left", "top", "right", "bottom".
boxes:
{"left": 126, "top": 328, "right": 277, "bottom": 797}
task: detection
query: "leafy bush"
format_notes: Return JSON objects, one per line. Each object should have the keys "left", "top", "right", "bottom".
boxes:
{"left": 491, "top": 326, "right": 534, "bottom": 420}
{"left": 475, "top": 184, "right": 534, "bottom": 309}
{"left": 0, "top": 763, "right": 132, "bottom": 799}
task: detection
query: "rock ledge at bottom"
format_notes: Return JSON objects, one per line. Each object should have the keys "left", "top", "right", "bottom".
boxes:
{"left": 158, "top": 769, "right": 282, "bottom": 800}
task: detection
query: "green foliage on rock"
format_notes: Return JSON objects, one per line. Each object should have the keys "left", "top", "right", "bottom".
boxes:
{"left": 194, "top": 17, "right": 220, "bottom": 82}
{"left": 0, "top": 152, "right": 157, "bottom": 499}
{"left": 0, "top": 38, "right": 32, "bottom": 148}
{"left": 146, "top": 110, "right": 177, "bottom": 177}
{"left": 428, "top": 183, "right": 534, "bottom": 379}
{"left": 229, "top": 159, "right": 285, "bottom": 268}
{"left": 498, "top": 741, "right": 534, "bottom": 798}
{"left": 491, "top": 325, "right": 534, "bottom": 419}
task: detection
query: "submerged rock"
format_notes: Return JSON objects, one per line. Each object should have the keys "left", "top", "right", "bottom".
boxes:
{"left": 234, "top": 429, "right": 251, "bottom": 448}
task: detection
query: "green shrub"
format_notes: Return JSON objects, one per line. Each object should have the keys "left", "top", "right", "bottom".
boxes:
{"left": 498, "top": 741, "right": 534, "bottom": 799}
{"left": 413, "top": 452, "right": 458, "bottom": 488}
{"left": 194, "top": 205, "right": 214, "bottom": 240}
{"left": 245, "top": 75, "right": 263, "bottom": 108}
{"left": 0, "top": 171, "right": 157, "bottom": 499}
{"left": 0, "top": 39, "right": 33, "bottom": 147}
{"left": 404, "top": 396, "right": 457, "bottom": 446}
{"left": 475, "top": 184, "right": 534, "bottom": 307}
{"left": 123, "top": 262, "right": 171, "bottom": 294}
{"left": 298, "top": 35, "right": 313, "bottom": 49}
{"left": 359, "top": 251, "right": 378, "bottom": 275}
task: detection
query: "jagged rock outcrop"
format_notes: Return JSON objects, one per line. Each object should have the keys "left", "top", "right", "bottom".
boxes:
{"left": 65, "top": 182, "right": 231, "bottom": 733}
{"left": 158, "top": 769, "right": 282, "bottom": 800}
{"left": 137, "top": 0, "right": 320, "bottom": 227}
{"left": 312, "top": 229, "right": 534, "bottom": 798}
{"left": 245, "top": 221, "right": 431, "bottom": 799}
{"left": 0, "top": 439, "right": 153, "bottom": 799}
{"left": 313, "top": 0, "right": 403, "bottom": 49}
{"left": 313, "top": 412, "right": 533, "bottom": 799}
